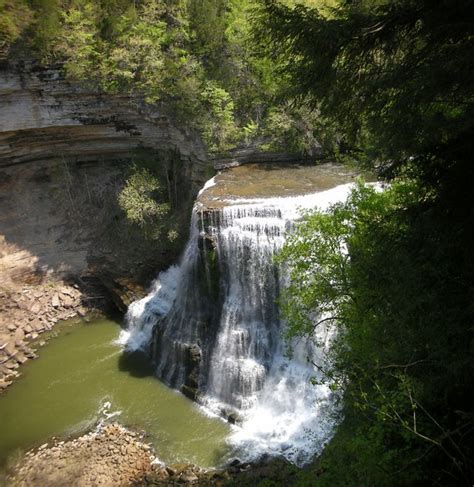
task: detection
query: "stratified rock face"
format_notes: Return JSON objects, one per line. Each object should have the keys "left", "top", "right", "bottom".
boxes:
{"left": 0, "top": 60, "right": 207, "bottom": 172}
{"left": 0, "top": 59, "right": 210, "bottom": 286}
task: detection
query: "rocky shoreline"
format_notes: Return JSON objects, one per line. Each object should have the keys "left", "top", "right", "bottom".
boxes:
{"left": 0, "top": 271, "right": 148, "bottom": 394}
{"left": 0, "top": 272, "right": 303, "bottom": 486}
{"left": 6, "top": 422, "right": 300, "bottom": 486}
{"left": 9, "top": 424, "right": 158, "bottom": 486}
{"left": 0, "top": 281, "right": 306, "bottom": 486}
{"left": 0, "top": 281, "right": 89, "bottom": 392}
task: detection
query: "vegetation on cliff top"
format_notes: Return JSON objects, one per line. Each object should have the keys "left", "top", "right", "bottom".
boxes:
{"left": 1, "top": 0, "right": 336, "bottom": 155}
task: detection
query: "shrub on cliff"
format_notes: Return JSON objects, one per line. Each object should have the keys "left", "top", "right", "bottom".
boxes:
{"left": 118, "top": 166, "right": 170, "bottom": 241}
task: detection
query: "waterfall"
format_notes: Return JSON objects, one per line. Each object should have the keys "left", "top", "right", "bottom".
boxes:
{"left": 122, "top": 181, "right": 354, "bottom": 465}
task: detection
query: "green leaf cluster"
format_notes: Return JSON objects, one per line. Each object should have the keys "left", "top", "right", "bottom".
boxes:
{"left": 118, "top": 165, "right": 170, "bottom": 240}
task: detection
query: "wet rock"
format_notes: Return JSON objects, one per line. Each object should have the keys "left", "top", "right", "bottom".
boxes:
{"left": 230, "top": 458, "right": 242, "bottom": 467}
{"left": 15, "top": 351, "right": 28, "bottom": 364}
{"left": 226, "top": 411, "right": 242, "bottom": 425}
{"left": 98, "top": 275, "right": 145, "bottom": 313}
{"left": 182, "top": 344, "right": 202, "bottom": 400}
{"left": 0, "top": 379, "right": 12, "bottom": 390}
{"left": 181, "top": 384, "right": 199, "bottom": 401}
{"left": 31, "top": 319, "right": 44, "bottom": 332}
{"left": 77, "top": 307, "right": 87, "bottom": 317}
{"left": 180, "top": 471, "right": 198, "bottom": 483}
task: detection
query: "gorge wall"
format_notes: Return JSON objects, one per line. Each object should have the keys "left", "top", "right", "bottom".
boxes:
{"left": 0, "top": 59, "right": 211, "bottom": 289}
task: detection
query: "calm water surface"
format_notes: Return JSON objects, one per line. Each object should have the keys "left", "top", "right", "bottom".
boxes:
{"left": 0, "top": 318, "right": 230, "bottom": 470}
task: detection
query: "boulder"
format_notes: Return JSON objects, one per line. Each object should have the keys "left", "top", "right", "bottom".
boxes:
{"left": 30, "top": 301, "right": 42, "bottom": 314}
{"left": 14, "top": 328, "right": 25, "bottom": 342}
{"left": 51, "top": 294, "right": 61, "bottom": 308}
{"left": 60, "top": 295, "right": 74, "bottom": 308}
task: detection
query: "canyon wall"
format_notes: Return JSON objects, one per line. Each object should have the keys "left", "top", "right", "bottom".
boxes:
{"left": 0, "top": 59, "right": 211, "bottom": 288}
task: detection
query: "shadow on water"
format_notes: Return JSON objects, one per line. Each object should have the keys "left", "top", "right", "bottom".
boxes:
{"left": 118, "top": 350, "right": 155, "bottom": 378}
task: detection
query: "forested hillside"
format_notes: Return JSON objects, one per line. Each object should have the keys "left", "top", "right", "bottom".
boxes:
{"left": 1, "top": 0, "right": 337, "bottom": 154}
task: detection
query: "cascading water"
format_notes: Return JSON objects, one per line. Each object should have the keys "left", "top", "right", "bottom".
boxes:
{"left": 122, "top": 180, "right": 354, "bottom": 465}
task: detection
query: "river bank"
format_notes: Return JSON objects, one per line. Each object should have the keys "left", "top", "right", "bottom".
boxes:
{"left": 0, "top": 271, "right": 149, "bottom": 393}
{"left": 0, "top": 317, "right": 232, "bottom": 476}
{"left": 0, "top": 314, "right": 308, "bottom": 486}
{"left": 0, "top": 281, "right": 88, "bottom": 392}
{"left": 8, "top": 424, "right": 157, "bottom": 486}
{"left": 6, "top": 422, "right": 301, "bottom": 486}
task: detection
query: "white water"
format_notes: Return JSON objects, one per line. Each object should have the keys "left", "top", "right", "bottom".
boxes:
{"left": 123, "top": 181, "right": 354, "bottom": 465}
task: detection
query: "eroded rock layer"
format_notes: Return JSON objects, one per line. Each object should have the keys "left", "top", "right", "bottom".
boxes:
{"left": 0, "top": 60, "right": 209, "bottom": 286}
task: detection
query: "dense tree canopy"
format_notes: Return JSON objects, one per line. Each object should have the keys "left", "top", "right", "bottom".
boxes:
{"left": 256, "top": 0, "right": 474, "bottom": 178}
{"left": 278, "top": 180, "right": 474, "bottom": 485}
{"left": 0, "top": 0, "right": 338, "bottom": 154}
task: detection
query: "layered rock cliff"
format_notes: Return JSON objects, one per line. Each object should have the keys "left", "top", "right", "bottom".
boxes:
{"left": 0, "top": 59, "right": 210, "bottom": 288}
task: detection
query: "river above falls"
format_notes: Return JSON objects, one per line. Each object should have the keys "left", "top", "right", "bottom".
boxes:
{"left": 0, "top": 318, "right": 231, "bottom": 471}
{"left": 197, "top": 162, "right": 362, "bottom": 208}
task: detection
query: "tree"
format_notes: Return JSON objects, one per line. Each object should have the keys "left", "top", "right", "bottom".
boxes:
{"left": 118, "top": 166, "right": 170, "bottom": 240}
{"left": 255, "top": 0, "right": 474, "bottom": 181}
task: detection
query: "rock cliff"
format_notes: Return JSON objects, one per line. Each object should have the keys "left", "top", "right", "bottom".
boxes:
{"left": 0, "top": 59, "right": 210, "bottom": 287}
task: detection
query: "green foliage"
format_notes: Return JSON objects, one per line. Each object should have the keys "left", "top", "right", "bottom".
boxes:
{"left": 278, "top": 181, "right": 474, "bottom": 485}
{"left": 199, "top": 81, "right": 237, "bottom": 151}
{"left": 118, "top": 165, "right": 170, "bottom": 240}
{"left": 188, "top": 0, "right": 227, "bottom": 67}
{"left": 98, "top": 2, "right": 168, "bottom": 100}
{"left": 2, "top": 0, "right": 337, "bottom": 154}
{"left": 58, "top": 3, "right": 99, "bottom": 80}
{"left": 255, "top": 0, "right": 474, "bottom": 177}
{"left": 0, "top": 0, "right": 33, "bottom": 54}
{"left": 263, "top": 102, "right": 341, "bottom": 156}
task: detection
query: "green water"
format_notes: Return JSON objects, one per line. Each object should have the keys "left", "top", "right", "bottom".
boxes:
{"left": 0, "top": 318, "right": 230, "bottom": 469}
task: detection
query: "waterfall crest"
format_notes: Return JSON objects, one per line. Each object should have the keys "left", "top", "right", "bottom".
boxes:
{"left": 123, "top": 181, "right": 354, "bottom": 465}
